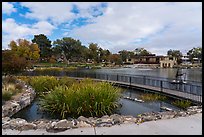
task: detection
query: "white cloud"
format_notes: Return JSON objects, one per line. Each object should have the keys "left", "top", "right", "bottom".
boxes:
{"left": 70, "top": 2, "right": 202, "bottom": 54}
{"left": 2, "top": 18, "right": 55, "bottom": 49}
{"left": 73, "top": 2, "right": 106, "bottom": 18}
{"left": 20, "top": 2, "right": 105, "bottom": 25}
{"left": 20, "top": 2, "right": 75, "bottom": 25}
{"left": 2, "top": 2, "right": 202, "bottom": 55}
{"left": 2, "top": 2, "right": 17, "bottom": 15}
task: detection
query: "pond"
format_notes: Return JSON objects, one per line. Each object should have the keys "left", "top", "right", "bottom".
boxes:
{"left": 24, "top": 68, "right": 202, "bottom": 83}
{"left": 80, "top": 68, "right": 202, "bottom": 82}
{"left": 11, "top": 88, "right": 181, "bottom": 122}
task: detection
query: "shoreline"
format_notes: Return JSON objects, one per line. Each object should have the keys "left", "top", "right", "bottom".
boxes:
{"left": 2, "top": 113, "right": 202, "bottom": 135}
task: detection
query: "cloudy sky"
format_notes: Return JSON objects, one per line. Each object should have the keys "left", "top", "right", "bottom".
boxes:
{"left": 2, "top": 2, "right": 202, "bottom": 55}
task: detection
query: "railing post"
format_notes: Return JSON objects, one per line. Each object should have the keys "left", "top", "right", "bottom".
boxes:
{"left": 160, "top": 81, "right": 163, "bottom": 92}
{"left": 129, "top": 76, "right": 131, "bottom": 85}
{"left": 143, "top": 76, "right": 146, "bottom": 85}
{"left": 106, "top": 74, "right": 108, "bottom": 80}
{"left": 117, "top": 74, "right": 118, "bottom": 81}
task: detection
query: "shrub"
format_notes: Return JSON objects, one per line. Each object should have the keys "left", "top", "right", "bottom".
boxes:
{"left": 2, "top": 50, "right": 30, "bottom": 75}
{"left": 29, "top": 76, "right": 59, "bottom": 93}
{"left": 39, "top": 78, "right": 122, "bottom": 119}
{"left": 172, "top": 100, "right": 192, "bottom": 109}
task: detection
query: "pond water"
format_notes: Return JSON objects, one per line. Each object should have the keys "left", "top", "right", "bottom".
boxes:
{"left": 80, "top": 68, "right": 202, "bottom": 82}
{"left": 11, "top": 88, "right": 181, "bottom": 122}
{"left": 24, "top": 68, "right": 202, "bottom": 83}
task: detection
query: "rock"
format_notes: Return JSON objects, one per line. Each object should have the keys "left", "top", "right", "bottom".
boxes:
{"left": 110, "top": 114, "right": 123, "bottom": 124}
{"left": 96, "top": 122, "right": 113, "bottom": 127}
{"left": 123, "top": 115, "right": 137, "bottom": 123}
{"left": 77, "top": 121, "right": 92, "bottom": 128}
{"left": 35, "top": 121, "right": 48, "bottom": 129}
{"left": 142, "top": 115, "right": 157, "bottom": 121}
{"left": 78, "top": 116, "right": 88, "bottom": 122}
{"left": 18, "top": 123, "right": 37, "bottom": 130}
{"left": 175, "top": 111, "right": 187, "bottom": 117}
{"left": 53, "top": 119, "right": 73, "bottom": 130}
{"left": 2, "top": 117, "right": 10, "bottom": 124}
{"left": 2, "top": 123, "right": 11, "bottom": 129}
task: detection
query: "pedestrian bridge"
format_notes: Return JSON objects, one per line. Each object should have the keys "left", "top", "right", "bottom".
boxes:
{"left": 65, "top": 72, "right": 202, "bottom": 104}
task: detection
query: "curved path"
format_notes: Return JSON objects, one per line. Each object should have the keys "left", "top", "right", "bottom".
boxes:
{"left": 2, "top": 113, "right": 202, "bottom": 135}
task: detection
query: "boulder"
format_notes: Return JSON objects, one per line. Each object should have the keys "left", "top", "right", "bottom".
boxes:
{"left": 53, "top": 119, "right": 74, "bottom": 130}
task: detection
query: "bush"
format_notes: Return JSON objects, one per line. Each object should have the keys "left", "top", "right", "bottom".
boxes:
{"left": 2, "top": 50, "right": 31, "bottom": 75}
{"left": 172, "top": 100, "right": 192, "bottom": 109}
{"left": 39, "top": 78, "right": 122, "bottom": 119}
{"left": 29, "top": 76, "right": 59, "bottom": 93}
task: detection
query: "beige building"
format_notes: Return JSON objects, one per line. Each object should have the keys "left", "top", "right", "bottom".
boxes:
{"left": 160, "top": 56, "right": 177, "bottom": 68}
{"left": 126, "top": 55, "right": 178, "bottom": 68}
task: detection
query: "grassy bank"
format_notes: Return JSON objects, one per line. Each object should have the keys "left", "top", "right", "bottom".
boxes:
{"left": 2, "top": 76, "right": 23, "bottom": 101}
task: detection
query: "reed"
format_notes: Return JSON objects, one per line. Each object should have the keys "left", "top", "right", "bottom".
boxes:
{"left": 172, "top": 100, "right": 192, "bottom": 109}
{"left": 29, "top": 76, "right": 59, "bottom": 93}
{"left": 39, "top": 78, "right": 122, "bottom": 119}
{"left": 139, "top": 93, "right": 167, "bottom": 101}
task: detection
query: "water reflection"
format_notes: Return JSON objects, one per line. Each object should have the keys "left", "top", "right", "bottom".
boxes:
{"left": 115, "top": 88, "right": 180, "bottom": 116}
{"left": 12, "top": 88, "right": 181, "bottom": 122}
{"left": 83, "top": 68, "right": 202, "bottom": 82}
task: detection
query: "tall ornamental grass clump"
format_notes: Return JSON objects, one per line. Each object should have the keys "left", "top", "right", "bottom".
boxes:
{"left": 2, "top": 79, "right": 23, "bottom": 101}
{"left": 16, "top": 76, "right": 77, "bottom": 93}
{"left": 58, "top": 77, "right": 77, "bottom": 87}
{"left": 139, "top": 93, "right": 167, "bottom": 101}
{"left": 33, "top": 67, "right": 64, "bottom": 75}
{"left": 40, "top": 78, "right": 122, "bottom": 119}
{"left": 29, "top": 76, "right": 59, "bottom": 93}
{"left": 172, "top": 100, "right": 192, "bottom": 109}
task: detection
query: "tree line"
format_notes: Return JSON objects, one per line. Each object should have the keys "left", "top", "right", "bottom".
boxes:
{"left": 2, "top": 33, "right": 202, "bottom": 75}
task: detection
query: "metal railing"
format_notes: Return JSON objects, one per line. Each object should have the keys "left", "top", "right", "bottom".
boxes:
{"left": 25, "top": 71, "right": 202, "bottom": 103}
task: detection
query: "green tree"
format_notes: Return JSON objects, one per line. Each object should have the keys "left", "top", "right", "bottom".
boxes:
{"left": 53, "top": 37, "right": 83, "bottom": 63}
{"left": 32, "top": 34, "right": 52, "bottom": 62}
{"left": 167, "top": 49, "right": 183, "bottom": 64}
{"left": 108, "top": 54, "right": 123, "bottom": 65}
{"left": 134, "top": 48, "right": 151, "bottom": 56}
{"left": 187, "top": 47, "right": 202, "bottom": 63}
{"left": 118, "top": 50, "right": 135, "bottom": 62}
{"left": 88, "top": 43, "right": 99, "bottom": 62}
{"left": 99, "top": 49, "right": 111, "bottom": 62}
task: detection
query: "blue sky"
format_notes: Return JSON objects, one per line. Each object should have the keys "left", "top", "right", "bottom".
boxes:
{"left": 2, "top": 2, "right": 202, "bottom": 55}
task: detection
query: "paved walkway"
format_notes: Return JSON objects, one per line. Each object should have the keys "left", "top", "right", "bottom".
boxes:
{"left": 2, "top": 113, "right": 202, "bottom": 135}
